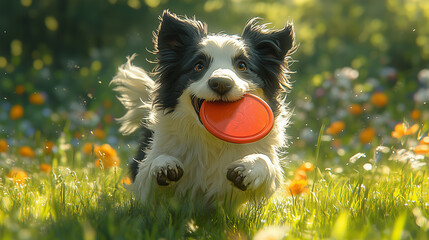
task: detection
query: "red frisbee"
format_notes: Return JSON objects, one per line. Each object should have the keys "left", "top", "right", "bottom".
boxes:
{"left": 200, "top": 94, "right": 274, "bottom": 144}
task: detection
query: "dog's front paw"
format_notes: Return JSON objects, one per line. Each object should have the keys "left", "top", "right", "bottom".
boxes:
{"left": 227, "top": 166, "right": 249, "bottom": 191}
{"left": 150, "top": 155, "right": 184, "bottom": 186}
{"left": 156, "top": 165, "right": 183, "bottom": 186}
{"left": 227, "top": 154, "right": 270, "bottom": 191}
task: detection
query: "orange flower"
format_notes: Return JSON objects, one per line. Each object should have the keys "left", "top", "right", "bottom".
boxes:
{"left": 19, "top": 146, "right": 35, "bottom": 157}
{"left": 92, "top": 128, "right": 105, "bottom": 140}
{"left": 411, "top": 109, "right": 421, "bottom": 121}
{"left": 419, "top": 136, "right": 429, "bottom": 145}
{"left": 293, "top": 169, "right": 307, "bottom": 180}
{"left": 44, "top": 141, "right": 55, "bottom": 154}
{"left": 348, "top": 104, "right": 363, "bottom": 115}
{"left": 15, "top": 84, "right": 25, "bottom": 95}
{"left": 94, "top": 144, "right": 120, "bottom": 168}
{"left": 121, "top": 176, "right": 132, "bottom": 185}
{"left": 331, "top": 139, "right": 342, "bottom": 148}
{"left": 74, "top": 131, "right": 82, "bottom": 139}
{"left": 370, "top": 92, "right": 388, "bottom": 108}
{"left": 82, "top": 142, "right": 95, "bottom": 155}
{"left": 359, "top": 127, "right": 376, "bottom": 144}
{"left": 103, "top": 100, "right": 113, "bottom": 109}
{"left": 103, "top": 114, "right": 114, "bottom": 124}
{"left": 7, "top": 169, "right": 29, "bottom": 185}
{"left": 287, "top": 163, "right": 314, "bottom": 196}
{"left": 413, "top": 145, "right": 429, "bottom": 155}
{"left": 10, "top": 104, "right": 24, "bottom": 120}
{"left": 287, "top": 179, "right": 309, "bottom": 196}
{"left": 29, "top": 93, "right": 45, "bottom": 105}
{"left": 0, "top": 139, "right": 8, "bottom": 153}
{"left": 40, "top": 163, "right": 52, "bottom": 173}
{"left": 391, "top": 123, "right": 419, "bottom": 139}
{"left": 299, "top": 162, "right": 314, "bottom": 172}
{"left": 326, "top": 121, "right": 345, "bottom": 135}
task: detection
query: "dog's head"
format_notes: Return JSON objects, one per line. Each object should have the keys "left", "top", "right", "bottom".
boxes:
{"left": 152, "top": 10, "right": 295, "bottom": 120}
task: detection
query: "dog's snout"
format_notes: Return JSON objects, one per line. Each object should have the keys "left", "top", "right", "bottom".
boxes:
{"left": 208, "top": 77, "right": 233, "bottom": 95}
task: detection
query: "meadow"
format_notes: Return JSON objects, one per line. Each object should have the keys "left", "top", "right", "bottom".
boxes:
{"left": 1, "top": 69, "right": 429, "bottom": 239}
{"left": 1, "top": 0, "right": 429, "bottom": 239}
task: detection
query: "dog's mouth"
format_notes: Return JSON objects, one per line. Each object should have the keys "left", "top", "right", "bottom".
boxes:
{"left": 191, "top": 96, "right": 205, "bottom": 120}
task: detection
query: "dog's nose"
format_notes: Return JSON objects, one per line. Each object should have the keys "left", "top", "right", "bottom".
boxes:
{"left": 208, "top": 77, "right": 233, "bottom": 95}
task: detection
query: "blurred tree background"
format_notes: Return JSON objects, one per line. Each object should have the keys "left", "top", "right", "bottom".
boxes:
{"left": 1, "top": 0, "right": 428, "bottom": 143}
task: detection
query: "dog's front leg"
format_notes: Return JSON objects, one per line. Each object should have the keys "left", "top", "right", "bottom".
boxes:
{"left": 226, "top": 154, "right": 280, "bottom": 192}
{"left": 149, "top": 154, "right": 184, "bottom": 186}
{"left": 131, "top": 154, "right": 183, "bottom": 203}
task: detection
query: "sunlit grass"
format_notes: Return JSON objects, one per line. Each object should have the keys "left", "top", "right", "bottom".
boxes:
{"left": 1, "top": 140, "right": 428, "bottom": 239}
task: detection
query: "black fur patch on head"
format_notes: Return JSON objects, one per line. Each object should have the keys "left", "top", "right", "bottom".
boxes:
{"left": 241, "top": 19, "right": 295, "bottom": 113}
{"left": 153, "top": 10, "right": 208, "bottom": 113}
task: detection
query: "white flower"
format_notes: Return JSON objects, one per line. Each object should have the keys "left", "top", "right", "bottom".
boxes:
{"left": 418, "top": 69, "right": 429, "bottom": 85}
{"left": 414, "top": 88, "right": 429, "bottom": 104}
{"left": 349, "top": 153, "right": 366, "bottom": 163}
{"left": 363, "top": 163, "right": 373, "bottom": 171}
{"left": 389, "top": 149, "right": 426, "bottom": 171}
{"left": 375, "top": 146, "right": 390, "bottom": 154}
{"left": 300, "top": 127, "right": 316, "bottom": 142}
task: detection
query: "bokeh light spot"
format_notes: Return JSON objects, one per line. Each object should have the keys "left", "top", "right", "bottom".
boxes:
{"left": 45, "top": 16, "right": 59, "bottom": 31}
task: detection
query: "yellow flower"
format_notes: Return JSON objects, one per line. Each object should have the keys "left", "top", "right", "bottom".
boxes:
{"left": 29, "top": 93, "right": 45, "bottom": 105}
{"left": 7, "top": 168, "right": 29, "bottom": 185}
{"left": 359, "top": 127, "right": 376, "bottom": 144}
{"left": 0, "top": 139, "right": 8, "bottom": 153}
{"left": 94, "top": 144, "right": 120, "bottom": 169}
{"left": 82, "top": 142, "right": 95, "bottom": 155}
{"left": 326, "top": 121, "right": 345, "bottom": 135}
{"left": 370, "top": 92, "right": 388, "bottom": 108}
{"left": 348, "top": 104, "right": 363, "bottom": 115}
{"left": 10, "top": 104, "right": 24, "bottom": 120}
{"left": 40, "top": 163, "right": 52, "bottom": 173}
{"left": 19, "top": 146, "right": 35, "bottom": 157}
{"left": 15, "top": 84, "right": 25, "bottom": 95}
{"left": 391, "top": 123, "right": 419, "bottom": 139}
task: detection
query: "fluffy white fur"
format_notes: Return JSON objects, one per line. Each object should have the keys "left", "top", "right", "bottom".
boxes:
{"left": 189, "top": 35, "right": 256, "bottom": 102}
{"left": 110, "top": 55, "right": 154, "bottom": 135}
{"left": 112, "top": 36, "right": 291, "bottom": 210}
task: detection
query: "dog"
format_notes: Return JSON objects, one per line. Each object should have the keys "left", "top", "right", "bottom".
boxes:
{"left": 111, "top": 10, "right": 295, "bottom": 210}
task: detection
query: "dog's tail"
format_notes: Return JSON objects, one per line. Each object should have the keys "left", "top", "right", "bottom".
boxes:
{"left": 110, "top": 54, "right": 154, "bottom": 135}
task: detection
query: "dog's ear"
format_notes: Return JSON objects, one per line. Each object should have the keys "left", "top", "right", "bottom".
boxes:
{"left": 242, "top": 19, "right": 295, "bottom": 62}
{"left": 155, "top": 10, "right": 207, "bottom": 53}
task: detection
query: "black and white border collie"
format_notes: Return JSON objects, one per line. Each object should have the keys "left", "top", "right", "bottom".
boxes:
{"left": 111, "top": 10, "right": 295, "bottom": 209}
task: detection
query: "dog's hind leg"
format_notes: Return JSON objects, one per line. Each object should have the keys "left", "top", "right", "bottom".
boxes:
{"left": 129, "top": 127, "right": 154, "bottom": 181}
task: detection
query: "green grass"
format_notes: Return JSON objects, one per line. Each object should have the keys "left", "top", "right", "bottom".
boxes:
{"left": 1, "top": 149, "right": 429, "bottom": 239}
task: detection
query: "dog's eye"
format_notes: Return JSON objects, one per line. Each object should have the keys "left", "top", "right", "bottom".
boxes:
{"left": 237, "top": 62, "right": 247, "bottom": 71}
{"left": 194, "top": 63, "right": 205, "bottom": 72}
